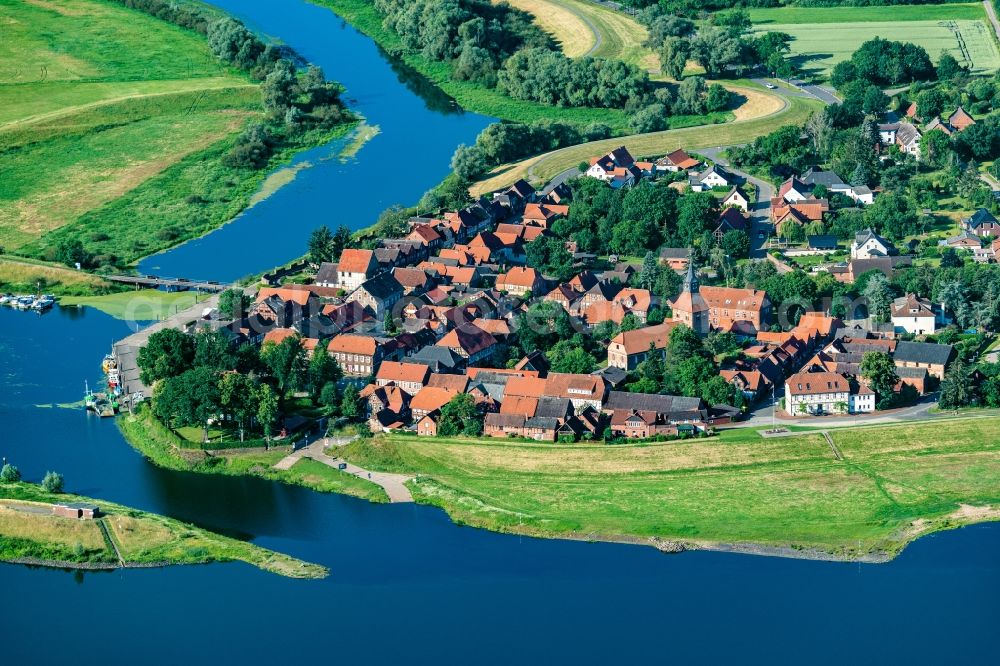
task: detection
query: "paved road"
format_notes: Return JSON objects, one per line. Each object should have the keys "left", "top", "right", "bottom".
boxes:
{"left": 986, "top": 0, "right": 1000, "bottom": 42}
{"left": 274, "top": 437, "right": 414, "bottom": 503}
{"left": 700, "top": 147, "right": 775, "bottom": 259}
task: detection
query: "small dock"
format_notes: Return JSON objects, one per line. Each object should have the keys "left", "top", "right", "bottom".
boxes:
{"left": 105, "top": 275, "right": 229, "bottom": 293}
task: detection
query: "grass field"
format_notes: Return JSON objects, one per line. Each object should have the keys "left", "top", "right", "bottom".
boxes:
{"left": 339, "top": 416, "right": 1000, "bottom": 559}
{"left": 471, "top": 87, "right": 819, "bottom": 194}
{"left": 750, "top": 4, "right": 1000, "bottom": 75}
{"left": 501, "top": 0, "right": 597, "bottom": 58}
{"left": 60, "top": 289, "right": 208, "bottom": 320}
{"left": 0, "top": 0, "right": 265, "bottom": 257}
{"left": 0, "top": 482, "right": 326, "bottom": 577}
{"left": 0, "top": 255, "right": 113, "bottom": 295}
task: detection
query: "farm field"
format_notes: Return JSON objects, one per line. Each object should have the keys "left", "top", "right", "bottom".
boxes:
{"left": 340, "top": 416, "right": 1000, "bottom": 558}
{"left": 500, "top": 0, "right": 657, "bottom": 70}
{"left": 0, "top": 0, "right": 261, "bottom": 260}
{"left": 750, "top": 4, "right": 1000, "bottom": 75}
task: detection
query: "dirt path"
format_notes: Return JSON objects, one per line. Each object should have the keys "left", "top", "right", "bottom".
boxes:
{"left": 274, "top": 437, "right": 414, "bottom": 503}
{"left": 1, "top": 81, "right": 256, "bottom": 130}
{"left": 821, "top": 431, "right": 843, "bottom": 460}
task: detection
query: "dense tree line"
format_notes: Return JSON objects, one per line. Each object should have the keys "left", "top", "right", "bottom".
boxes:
{"left": 139, "top": 327, "right": 346, "bottom": 443}
{"left": 496, "top": 48, "right": 652, "bottom": 109}
{"left": 831, "top": 38, "right": 935, "bottom": 88}
{"left": 374, "top": 0, "right": 552, "bottom": 85}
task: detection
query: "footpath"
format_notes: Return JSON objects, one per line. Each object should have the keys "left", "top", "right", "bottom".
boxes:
{"left": 274, "top": 436, "right": 414, "bottom": 503}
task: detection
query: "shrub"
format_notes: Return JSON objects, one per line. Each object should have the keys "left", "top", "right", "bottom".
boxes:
{"left": 42, "top": 471, "right": 65, "bottom": 494}
{"left": 0, "top": 464, "right": 20, "bottom": 483}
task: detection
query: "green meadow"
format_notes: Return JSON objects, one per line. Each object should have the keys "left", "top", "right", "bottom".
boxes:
{"left": 0, "top": 0, "right": 264, "bottom": 261}
{"left": 750, "top": 4, "right": 1000, "bottom": 76}
{"left": 340, "top": 416, "right": 1000, "bottom": 559}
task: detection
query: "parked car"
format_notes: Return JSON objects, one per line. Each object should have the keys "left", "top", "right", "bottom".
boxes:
{"left": 338, "top": 462, "right": 347, "bottom": 470}
{"left": 765, "top": 82, "right": 777, "bottom": 89}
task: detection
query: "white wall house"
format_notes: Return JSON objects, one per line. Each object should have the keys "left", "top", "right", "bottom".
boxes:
{"left": 785, "top": 371, "right": 875, "bottom": 416}
{"left": 851, "top": 229, "right": 895, "bottom": 259}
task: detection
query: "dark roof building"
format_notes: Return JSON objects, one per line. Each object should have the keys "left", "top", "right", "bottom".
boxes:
{"left": 894, "top": 341, "right": 954, "bottom": 367}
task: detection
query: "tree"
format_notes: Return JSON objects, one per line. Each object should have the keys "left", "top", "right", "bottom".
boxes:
{"left": 701, "top": 375, "right": 735, "bottom": 406}
{"left": 218, "top": 372, "right": 258, "bottom": 439}
{"left": 721, "top": 230, "right": 750, "bottom": 259}
{"left": 921, "top": 129, "right": 953, "bottom": 167}
{"left": 860, "top": 351, "right": 899, "bottom": 407}
{"left": 525, "top": 234, "right": 575, "bottom": 282}
{"left": 639, "top": 252, "right": 661, "bottom": 291}
{"left": 261, "top": 60, "right": 296, "bottom": 113}
{"left": 256, "top": 383, "right": 280, "bottom": 440}
{"left": 674, "top": 356, "right": 716, "bottom": 398}
{"left": 42, "top": 471, "right": 64, "bottom": 493}
{"left": 437, "top": 393, "right": 482, "bottom": 437}
{"left": 137, "top": 328, "right": 195, "bottom": 385}
{"left": 153, "top": 367, "right": 221, "bottom": 439}
{"left": 260, "top": 335, "right": 306, "bottom": 402}
{"left": 194, "top": 328, "right": 236, "bottom": 372}
{"left": 690, "top": 26, "right": 743, "bottom": 78}
{"left": 218, "top": 288, "right": 249, "bottom": 319}
{"left": 340, "top": 383, "right": 360, "bottom": 419}
{"left": 450, "top": 144, "right": 486, "bottom": 182}
{"left": 308, "top": 226, "right": 335, "bottom": 264}
{"left": 863, "top": 273, "right": 894, "bottom": 322}
{"left": 660, "top": 37, "right": 690, "bottom": 80}
{"left": 940, "top": 355, "right": 976, "bottom": 408}
{"left": 915, "top": 88, "right": 947, "bottom": 120}
{"left": 0, "top": 464, "right": 20, "bottom": 483}
{"left": 308, "top": 344, "right": 342, "bottom": 402}
{"left": 862, "top": 86, "right": 889, "bottom": 116}
{"left": 546, "top": 341, "right": 596, "bottom": 374}
{"left": 936, "top": 51, "right": 963, "bottom": 80}
{"left": 54, "top": 237, "right": 88, "bottom": 268}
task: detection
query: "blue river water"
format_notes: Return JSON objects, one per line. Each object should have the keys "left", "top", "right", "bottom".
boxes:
{"left": 1, "top": 1, "right": 998, "bottom": 663}
{"left": 137, "top": 0, "right": 493, "bottom": 281}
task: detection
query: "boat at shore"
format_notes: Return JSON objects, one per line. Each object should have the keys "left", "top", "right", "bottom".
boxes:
{"left": 0, "top": 293, "right": 55, "bottom": 312}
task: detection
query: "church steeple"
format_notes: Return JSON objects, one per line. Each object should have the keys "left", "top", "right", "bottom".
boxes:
{"left": 683, "top": 256, "right": 699, "bottom": 293}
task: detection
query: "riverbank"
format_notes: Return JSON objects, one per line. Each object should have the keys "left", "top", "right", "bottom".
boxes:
{"left": 336, "top": 416, "right": 1000, "bottom": 562}
{"left": 0, "top": 481, "right": 326, "bottom": 578}
{"left": 310, "top": 0, "right": 732, "bottom": 133}
{"left": 117, "top": 407, "right": 388, "bottom": 503}
{"left": 2, "top": 0, "right": 358, "bottom": 272}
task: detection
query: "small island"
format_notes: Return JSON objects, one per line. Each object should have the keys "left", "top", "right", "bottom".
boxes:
{"left": 0, "top": 479, "right": 326, "bottom": 579}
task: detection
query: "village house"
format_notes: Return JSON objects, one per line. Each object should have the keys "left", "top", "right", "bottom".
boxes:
{"left": 891, "top": 294, "right": 944, "bottom": 336}
{"left": 607, "top": 321, "right": 678, "bottom": 370}
{"left": 347, "top": 271, "right": 403, "bottom": 319}
{"left": 851, "top": 228, "right": 896, "bottom": 259}
{"left": 363, "top": 383, "right": 411, "bottom": 431}
{"left": 334, "top": 249, "right": 379, "bottom": 291}
{"left": 670, "top": 263, "right": 710, "bottom": 335}
{"left": 713, "top": 207, "right": 748, "bottom": 240}
{"left": 522, "top": 202, "right": 569, "bottom": 228}
{"left": 410, "top": 386, "right": 459, "bottom": 421}
{"left": 250, "top": 287, "right": 318, "bottom": 329}
{"left": 658, "top": 247, "right": 692, "bottom": 272}
{"left": 719, "top": 369, "right": 769, "bottom": 402}
{"left": 688, "top": 163, "right": 733, "bottom": 191}
{"left": 327, "top": 334, "right": 383, "bottom": 376}
{"left": 655, "top": 148, "right": 700, "bottom": 173}
{"left": 940, "top": 230, "right": 982, "bottom": 251}
{"left": 784, "top": 370, "right": 874, "bottom": 416}
{"left": 949, "top": 106, "right": 976, "bottom": 131}
{"left": 961, "top": 209, "right": 1000, "bottom": 238}
{"left": 494, "top": 266, "right": 545, "bottom": 296}
{"left": 436, "top": 323, "right": 498, "bottom": 365}
{"left": 375, "top": 361, "right": 430, "bottom": 395}
{"left": 52, "top": 502, "right": 100, "bottom": 520}
{"left": 603, "top": 392, "right": 708, "bottom": 438}
{"left": 893, "top": 341, "right": 953, "bottom": 379}
{"left": 586, "top": 146, "right": 643, "bottom": 188}
{"left": 722, "top": 186, "right": 750, "bottom": 211}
